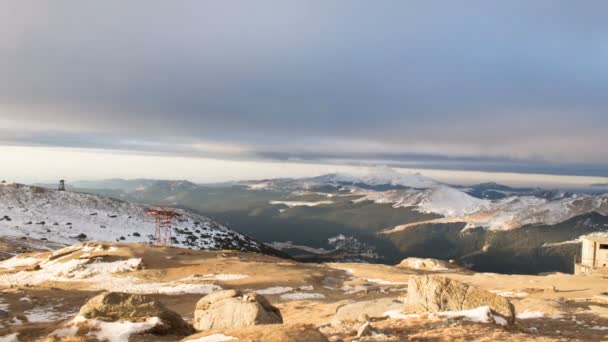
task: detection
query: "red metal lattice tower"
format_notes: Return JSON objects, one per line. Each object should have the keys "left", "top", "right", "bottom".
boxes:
{"left": 146, "top": 208, "right": 180, "bottom": 246}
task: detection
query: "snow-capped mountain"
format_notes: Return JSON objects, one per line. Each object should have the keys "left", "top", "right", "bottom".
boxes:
{"left": 0, "top": 183, "right": 275, "bottom": 254}
{"left": 307, "top": 166, "right": 439, "bottom": 189}
{"left": 245, "top": 167, "right": 439, "bottom": 192}
{"left": 354, "top": 185, "right": 492, "bottom": 217}
{"left": 249, "top": 167, "right": 608, "bottom": 232}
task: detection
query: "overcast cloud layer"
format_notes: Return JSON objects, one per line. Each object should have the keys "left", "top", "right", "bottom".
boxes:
{"left": 1, "top": 1, "right": 607, "bottom": 176}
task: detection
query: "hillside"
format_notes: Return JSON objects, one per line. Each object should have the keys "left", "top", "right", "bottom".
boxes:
{"left": 0, "top": 183, "right": 280, "bottom": 256}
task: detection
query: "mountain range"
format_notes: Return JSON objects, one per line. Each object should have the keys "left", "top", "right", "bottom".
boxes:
{"left": 33, "top": 167, "right": 608, "bottom": 274}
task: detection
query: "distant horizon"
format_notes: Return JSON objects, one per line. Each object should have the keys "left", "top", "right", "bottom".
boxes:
{"left": 5, "top": 146, "right": 606, "bottom": 190}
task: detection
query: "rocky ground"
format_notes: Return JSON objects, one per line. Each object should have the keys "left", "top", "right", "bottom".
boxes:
{"left": 0, "top": 242, "right": 606, "bottom": 341}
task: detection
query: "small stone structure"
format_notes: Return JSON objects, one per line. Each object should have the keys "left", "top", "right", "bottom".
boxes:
{"left": 575, "top": 235, "right": 608, "bottom": 275}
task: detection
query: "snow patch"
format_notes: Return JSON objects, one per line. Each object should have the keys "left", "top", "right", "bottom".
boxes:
{"left": 55, "top": 315, "right": 162, "bottom": 342}
{"left": 383, "top": 310, "right": 420, "bottom": 319}
{"left": 437, "top": 306, "right": 495, "bottom": 323}
{"left": 365, "top": 278, "right": 408, "bottom": 285}
{"left": 255, "top": 286, "right": 293, "bottom": 295}
{"left": 186, "top": 274, "right": 249, "bottom": 281}
{"left": 517, "top": 310, "right": 545, "bottom": 319}
{"left": 24, "top": 306, "right": 75, "bottom": 323}
{"left": 269, "top": 200, "right": 333, "bottom": 207}
{"left": 280, "top": 292, "right": 325, "bottom": 301}
{"left": 386, "top": 306, "right": 505, "bottom": 325}
{"left": 489, "top": 290, "right": 528, "bottom": 298}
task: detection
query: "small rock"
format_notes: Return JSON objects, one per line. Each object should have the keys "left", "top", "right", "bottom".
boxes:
{"left": 356, "top": 321, "right": 372, "bottom": 338}
{"left": 332, "top": 298, "right": 402, "bottom": 325}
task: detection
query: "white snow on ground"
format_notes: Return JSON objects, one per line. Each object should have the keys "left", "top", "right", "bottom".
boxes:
{"left": 590, "top": 326, "right": 608, "bottom": 330}
{"left": 269, "top": 200, "right": 333, "bottom": 207}
{"left": 24, "top": 306, "right": 76, "bottom": 323}
{"left": 185, "top": 274, "right": 249, "bottom": 281}
{"left": 542, "top": 239, "right": 582, "bottom": 247}
{"left": 0, "top": 183, "right": 266, "bottom": 252}
{"left": 188, "top": 334, "right": 237, "bottom": 342}
{"left": 0, "top": 333, "right": 19, "bottom": 342}
{"left": 0, "top": 245, "right": 222, "bottom": 294}
{"left": 255, "top": 286, "right": 293, "bottom": 295}
{"left": 490, "top": 290, "right": 528, "bottom": 298}
{"left": 280, "top": 292, "right": 325, "bottom": 301}
{"left": 87, "top": 317, "right": 161, "bottom": 342}
{"left": 53, "top": 315, "right": 161, "bottom": 342}
{"left": 0, "top": 256, "right": 143, "bottom": 286}
{"left": 383, "top": 310, "right": 420, "bottom": 319}
{"left": 436, "top": 306, "right": 495, "bottom": 323}
{"left": 101, "top": 282, "right": 222, "bottom": 295}
{"left": 517, "top": 310, "right": 546, "bottom": 319}
{"left": 365, "top": 278, "right": 408, "bottom": 285}
{"left": 384, "top": 306, "right": 506, "bottom": 325}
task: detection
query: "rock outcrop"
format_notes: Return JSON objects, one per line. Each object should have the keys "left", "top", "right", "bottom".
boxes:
{"left": 397, "top": 257, "right": 463, "bottom": 272}
{"left": 332, "top": 298, "right": 402, "bottom": 325}
{"left": 407, "top": 275, "right": 515, "bottom": 324}
{"left": 79, "top": 291, "right": 194, "bottom": 335}
{"left": 194, "top": 289, "right": 283, "bottom": 330}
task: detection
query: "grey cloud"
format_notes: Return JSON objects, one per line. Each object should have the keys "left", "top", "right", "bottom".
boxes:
{"left": 0, "top": 1, "right": 607, "bottom": 173}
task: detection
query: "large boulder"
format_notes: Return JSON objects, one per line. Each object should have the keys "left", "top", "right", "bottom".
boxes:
{"left": 407, "top": 275, "right": 515, "bottom": 324}
{"left": 194, "top": 289, "right": 282, "bottom": 331}
{"left": 397, "top": 257, "right": 463, "bottom": 272}
{"left": 79, "top": 291, "right": 194, "bottom": 335}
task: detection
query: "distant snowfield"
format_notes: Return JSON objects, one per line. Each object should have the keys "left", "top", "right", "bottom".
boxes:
{"left": 269, "top": 200, "right": 334, "bottom": 207}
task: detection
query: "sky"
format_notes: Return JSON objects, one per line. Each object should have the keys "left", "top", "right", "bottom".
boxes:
{"left": 1, "top": 1, "right": 608, "bottom": 184}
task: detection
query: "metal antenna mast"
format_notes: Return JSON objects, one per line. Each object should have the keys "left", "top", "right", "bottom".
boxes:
{"left": 146, "top": 208, "right": 180, "bottom": 246}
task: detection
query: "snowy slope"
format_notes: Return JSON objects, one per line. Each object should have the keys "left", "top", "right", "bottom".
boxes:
{"left": 476, "top": 194, "right": 608, "bottom": 230}
{"left": 354, "top": 185, "right": 492, "bottom": 217}
{"left": 0, "top": 183, "right": 271, "bottom": 253}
